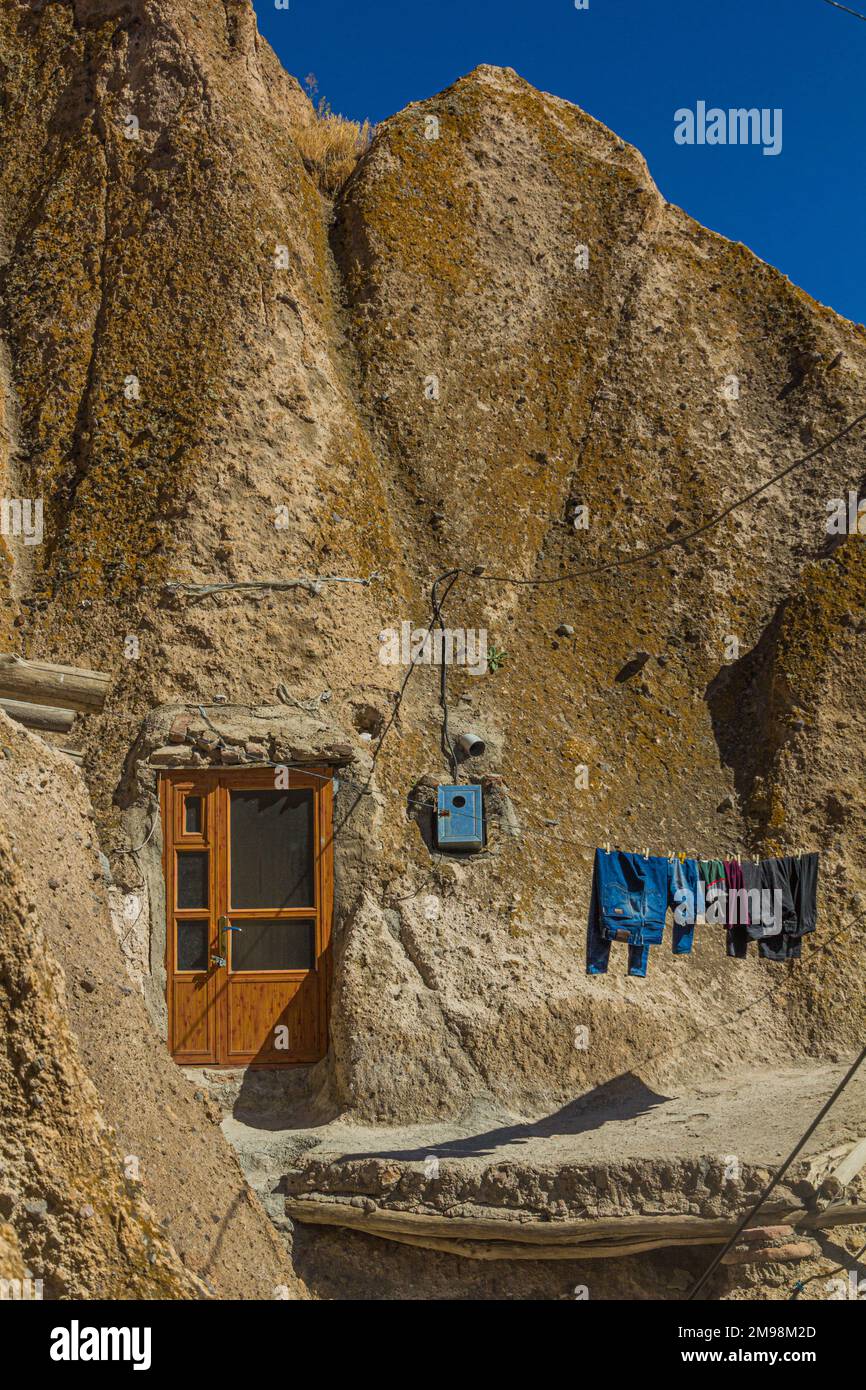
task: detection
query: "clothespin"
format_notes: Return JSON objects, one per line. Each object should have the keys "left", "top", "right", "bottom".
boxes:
{"left": 603, "top": 841, "right": 611, "bottom": 855}
{"left": 736, "top": 852, "right": 742, "bottom": 866}
{"left": 643, "top": 846, "right": 649, "bottom": 859}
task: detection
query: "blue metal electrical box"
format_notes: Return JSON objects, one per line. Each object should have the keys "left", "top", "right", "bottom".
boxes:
{"left": 435, "top": 784, "right": 484, "bottom": 851}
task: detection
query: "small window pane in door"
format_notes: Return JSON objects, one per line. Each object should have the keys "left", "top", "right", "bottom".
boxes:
{"left": 231, "top": 919, "right": 315, "bottom": 972}
{"left": 230, "top": 790, "right": 314, "bottom": 908}
{"left": 184, "top": 796, "right": 203, "bottom": 835}
{"left": 177, "top": 851, "right": 209, "bottom": 909}
{"left": 177, "top": 919, "right": 209, "bottom": 972}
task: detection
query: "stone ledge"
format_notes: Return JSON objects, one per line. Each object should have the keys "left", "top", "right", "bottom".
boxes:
{"left": 122, "top": 702, "right": 370, "bottom": 785}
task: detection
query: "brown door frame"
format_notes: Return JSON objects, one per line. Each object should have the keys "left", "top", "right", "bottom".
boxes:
{"left": 161, "top": 767, "right": 334, "bottom": 1067}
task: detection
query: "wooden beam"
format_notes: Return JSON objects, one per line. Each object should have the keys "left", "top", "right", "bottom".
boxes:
{"left": 799, "top": 1203, "right": 866, "bottom": 1231}
{"left": 285, "top": 1198, "right": 756, "bottom": 1246}
{"left": 0, "top": 655, "right": 109, "bottom": 713}
{"left": 329, "top": 1229, "right": 738, "bottom": 1261}
{"left": 829, "top": 1138, "right": 866, "bottom": 1189}
{"left": 0, "top": 699, "right": 76, "bottom": 733}
{"left": 284, "top": 1195, "right": 866, "bottom": 1261}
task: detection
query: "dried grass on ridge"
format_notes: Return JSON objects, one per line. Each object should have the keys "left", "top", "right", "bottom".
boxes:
{"left": 293, "top": 98, "right": 374, "bottom": 195}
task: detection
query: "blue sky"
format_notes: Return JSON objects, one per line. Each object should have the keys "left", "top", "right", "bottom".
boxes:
{"left": 254, "top": 0, "right": 866, "bottom": 325}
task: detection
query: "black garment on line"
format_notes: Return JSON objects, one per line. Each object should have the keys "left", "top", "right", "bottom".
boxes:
{"left": 759, "top": 852, "right": 817, "bottom": 959}
{"left": 726, "top": 858, "right": 761, "bottom": 959}
{"left": 726, "top": 853, "right": 818, "bottom": 961}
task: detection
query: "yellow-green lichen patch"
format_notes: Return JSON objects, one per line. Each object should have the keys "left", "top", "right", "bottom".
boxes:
{"left": 773, "top": 538, "right": 866, "bottom": 707}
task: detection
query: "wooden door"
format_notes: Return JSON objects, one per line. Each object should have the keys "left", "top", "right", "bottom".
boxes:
{"left": 162, "top": 769, "right": 333, "bottom": 1066}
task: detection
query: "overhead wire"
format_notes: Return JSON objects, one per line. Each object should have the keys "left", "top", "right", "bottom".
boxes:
{"left": 130, "top": 408, "right": 866, "bottom": 1228}
{"left": 148, "top": 405, "right": 866, "bottom": 1292}
{"left": 368, "top": 406, "right": 866, "bottom": 1286}
{"left": 257, "top": 754, "right": 798, "bottom": 865}
{"left": 820, "top": 0, "right": 866, "bottom": 19}
{"left": 432, "top": 569, "right": 462, "bottom": 780}
{"left": 212, "top": 407, "right": 866, "bottom": 859}
{"left": 424, "top": 408, "right": 866, "bottom": 800}
{"left": 122, "top": 409, "right": 866, "bottom": 889}
{"left": 688, "top": 1039, "right": 866, "bottom": 1299}
{"left": 452, "top": 407, "right": 866, "bottom": 587}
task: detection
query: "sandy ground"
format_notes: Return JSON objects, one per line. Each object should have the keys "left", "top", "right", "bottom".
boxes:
{"left": 223, "top": 1062, "right": 866, "bottom": 1172}
{"left": 218, "top": 1056, "right": 866, "bottom": 1223}
{"left": 216, "top": 1060, "right": 866, "bottom": 1300}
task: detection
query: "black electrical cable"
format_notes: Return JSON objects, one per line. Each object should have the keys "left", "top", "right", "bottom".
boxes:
{"left": 427, "top": 408, "right": 866, "bottom": 801}
{"left": 432, "top": 569, "right": 462, "bottom": 781}
{"left": 458, "top": 408, "right": 866, "bottom": 587}
{"left": 262, "top": 476, "right": 866, "bottom": 1295}
{"left": 281, "top": 410, "right": 866, "bottom": 897}
{"left": 687, "top": 1039, "right": 866, "bottom": 1300}
{"left": 790, "top": 1238, "right": 866, "bottom": 1298}
{"left": 368, "top": 568, "right": 459, "bottom": 774}
{"left": 821, "top": 0, "right": 866, "bottom": 20}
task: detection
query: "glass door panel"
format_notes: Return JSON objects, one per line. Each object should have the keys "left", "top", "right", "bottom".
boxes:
{"left": 229, "top": 788, "right": 314, "bottom": 908}
{"left": 230, "top": 919, "right": 315, "bottom": 972}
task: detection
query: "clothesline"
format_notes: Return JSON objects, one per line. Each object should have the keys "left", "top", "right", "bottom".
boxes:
{"left": 235, "top": 760, "right": 818, "bottom": 865}
{"left": 588, "top": 849, "right": 820, "bottom": 977}
{"left": 597, "top": 843, "right": 817, "bottom": 862}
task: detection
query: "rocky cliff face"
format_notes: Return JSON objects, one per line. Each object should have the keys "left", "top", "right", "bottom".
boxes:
{"left": 1, "top": 0, "right": 864, "bottom": 1153}
{"left": 0, "top": 711, "right": 307, "bottom": 1297}
{"left": 0, "top": 726, "right": 205, "bottom": 1298}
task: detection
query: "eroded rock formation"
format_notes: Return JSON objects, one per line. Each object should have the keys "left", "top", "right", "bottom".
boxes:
{"left": 1, "top": 0, "right": 864, "bottom": 1298}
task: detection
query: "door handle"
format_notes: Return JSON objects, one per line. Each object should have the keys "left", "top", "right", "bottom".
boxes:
{"left": 217, "top": 915, "right": 242, "bottom": 955}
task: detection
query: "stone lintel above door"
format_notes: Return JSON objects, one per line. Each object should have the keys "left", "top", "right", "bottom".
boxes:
{"left": 122, "top": 702, "right": 369, "bottom": 794}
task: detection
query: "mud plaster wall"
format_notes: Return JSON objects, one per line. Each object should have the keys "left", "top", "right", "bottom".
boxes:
{"left": 113, "top": 703, "right": 373, "bottom": 1061}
